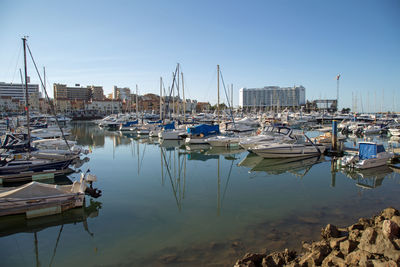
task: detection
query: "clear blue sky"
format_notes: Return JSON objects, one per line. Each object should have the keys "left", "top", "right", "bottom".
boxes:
{"left": 1, "top": 0, "right": 399, "bottom": 111}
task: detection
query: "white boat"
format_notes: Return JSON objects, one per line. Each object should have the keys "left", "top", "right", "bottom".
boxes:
{"left": 206, "top": 135, "right": 241, "bottom": 147}
{"left": 159, "top": 129, "right": 186, "bottom": 140}
{"left": 389, "top": 128, "right": 400, "bottom": 137}
{"left": 250, "top": 142, "right": 326, "bottom": 158}
{"left": 238, "top": 126, "right": 297, "bottom": 150}
{"left": 363, "top": 125, "right": 382, "bottom": 135}
{"left": 0, "top": 171, "right": 100, "bottom": 218}
{"left": 340, "top": 142, "right": 393, "bottom": 169}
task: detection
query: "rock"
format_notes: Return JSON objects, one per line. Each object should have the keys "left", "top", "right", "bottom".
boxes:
{"left": 345, "top": 250, "right": 372, "bottom": 266}
{"left": 391, "top": 216, "right": 400, "bottom": 228}
{"left": 383, "top": 220, "right": 400, "bottom": 238}
{"left": 348, "top": 223, "right": 364, "bottom": 231}
{"left": 358, "top": 217, "right": 373, "bottom": 228}
{"left": 298, "top": 241, "right": 331, "bottom": 266}
{"left": 359, "top": 227, "right": 377, "bottom": 246}
{"left": 348, "top": 229, "right": 362, "bottom": 242}
{"left": 329, "top": 236, "right": 347, "bottom": 250}
{"left": 262, "top": 249, "right": 297, "bottom": 267}
{"left": 234, "top": 253, "right": 265, "bottom": 267}
{"left": 358, "top": 229, "right": 400, "bottom": 262}
{"left": 374, "top": 215, "right": 385, "bottom": 227}
{"left": 339, "top": 240, "right": 358, "bottom": 256}
{"left": 158, "top": 254, "right": 179, "bottom": 264}
{"left": 369, "top": 259, "right": 398, "bottom": 267}
{"left": 321, "top": 250, "right": 346, "bottom": 267}
{"left": 381, "top": 207, "right": 400, "bottom": 220}
{"left": 262, "top": 252, "right": 284, "bottom": 266}
{"left": 321, "top": 224, "right": 340, "bottom": 239}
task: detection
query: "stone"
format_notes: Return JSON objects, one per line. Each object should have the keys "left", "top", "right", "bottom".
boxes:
{"left": 358, "top": 227, "right": 377, "bottom": 246}
{"left": 358, "top": 229, "right": 400, "bottom": 262}
{"left": 321, "top": 251, "right": 346, "bottom": 267}
{"left": 383, "top": 219, "right": 400, "bottom": 238}
{"left": 348, "top": 223, "right": 364, "bottom": 231}
{"left": 374, "top": 215, "right": 385, "bottom": 227}
{"left": 391, "top": 216, "right": 400, "bottom": 228}
{"left": 298, "top": 242, "right": 331, "bottom": 266}
{"left": 345, "top": 250, "right": 372, "bottom": 266}
{"left": 329, "top": 236, "right": 347, "bottom": 250}
{"left": 381, "top": 207, "right": 400, "bottom": 220}
{"left": 339, "top": 240, "right": 358, "bottom": 256}
{"left": 348, "top": 229, "right": 362, "bottom": 242}
{"left": 358, "top": 217, "right": 373, "bottom": 228}
{"left": 321, "top": 224, "right": 340, "bottom": 239}
{"left": 262, "top": 249, "right": 297, "bottom": 267}
{"left": 158, "top": 254, "right": 179, "bottom": 264}
{"left": 235, "top": 253, "right": 265, "bottom": 267}
{"left": 370, "top": 259, "right": 398, "bottom": 267}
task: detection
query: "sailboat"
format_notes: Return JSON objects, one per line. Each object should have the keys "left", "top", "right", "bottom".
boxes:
{"left": 0, "top": 38, "right": 77, "bottom": 178}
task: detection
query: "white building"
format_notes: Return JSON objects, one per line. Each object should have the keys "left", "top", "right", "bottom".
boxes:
{"left": 86, "top": 100, "right": 122, "bottom": 114}
{"left": 239, "top": 86, "right": 305, "bottom": 110}
{"left": 113, "top": 86, "right": 131, "bottom": 101}
{"left": 0, "top": 82, "right": 40, "bottom": 111}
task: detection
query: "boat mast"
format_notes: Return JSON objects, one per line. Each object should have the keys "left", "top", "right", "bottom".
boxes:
{"left": 136, "top": 84, "right": 138, "bottom": 120}
{"left": 181, "top": 72, "right": 185, "bottom": 123}
{"left": 160, "top": 77, "right": 163, "bottom": 120}
{"left": 22, "top": 37, "right": 31, "bottom": 152}
{"left": 217, "top": 65, "right": 220, "bottom": 125}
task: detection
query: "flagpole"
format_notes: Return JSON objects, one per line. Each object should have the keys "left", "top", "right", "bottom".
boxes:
{"left": 336, "top": 74, "right": 340, "bottom": 112}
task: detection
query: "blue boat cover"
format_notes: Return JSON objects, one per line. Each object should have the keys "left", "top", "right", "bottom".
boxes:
{"left": 359, "top": 143, "right": 385, "bottom": 160}
{"left": 148, "top": 120, "right": 162, "bottom": 124}
{"left": 187, "top": 124, "right": 220, "bottom": 136}
{"left": 163, "top": 122, "right": 175, "bottom": 130}
{"left": 122, "top": 120, "right": 138, "bottom": 127}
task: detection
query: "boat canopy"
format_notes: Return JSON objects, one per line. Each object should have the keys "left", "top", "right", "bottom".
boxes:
{"left": 187, "top": 124, "right": 220, "bottom": 137}
{"left": 163, "top": 122, "right": 175, "bottom": 130}
{"left": 148, "top": 120, "right": 162, "bottom": 124}
{"left": 121, "top": 120, "right": 138, "bottom": 127}
{"left": 359, "top": 142, "right": 386, "bottom": 160}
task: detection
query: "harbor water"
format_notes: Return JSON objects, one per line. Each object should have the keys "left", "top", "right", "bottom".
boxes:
{"left": 1, "top": 122, "right": 400, "bottom": 266}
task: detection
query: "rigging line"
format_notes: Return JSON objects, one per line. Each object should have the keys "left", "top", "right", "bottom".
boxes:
{"left": 219, "top": 70, "right": 235, "bottom": 126}
{"left": 26, "top": 43, "right": 71, "bottom": 151}
{"left": 49, "top": 225, "right": 64, "bottom": 267}
{"left": 10, "top": 45, "right": 22, "bottom": 84}
{"left": 161, "top": 148, "right": 180, "bottom": 209}
{"left": 221, "top": 158, "right": 235, "bottom": 206}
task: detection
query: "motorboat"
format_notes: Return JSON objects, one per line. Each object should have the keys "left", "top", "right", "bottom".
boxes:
{"left": 0, "top": 171, "right": 100, "bottom": 218}
{"left": 206, "top": 135, "right": 241, "bottom": 147}
{"left": 250, "top": 142, "right": 325, "bottom": 158}
{"left": 340, "top": 142, "right": 393, "bottom": 169}
{"left": 238, "top": 126, "right": 298, "bottom": 150}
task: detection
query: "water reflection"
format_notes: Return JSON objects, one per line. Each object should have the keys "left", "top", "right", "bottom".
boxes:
{"left": 160, "top": 146, "right": 187, "bottom": 211}
{"left": 341, "top": 165, "right": 394, "bottom": 189}
{"left": 250, "top": 156, "right": 325, "bottom": 177}
{"left": 0, "top": 198, "right": 101, "bottom": 267}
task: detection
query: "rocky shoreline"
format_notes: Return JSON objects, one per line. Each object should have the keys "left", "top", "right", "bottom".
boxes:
{"left": 234, "top": 207, "right": 400, "bottom": 266}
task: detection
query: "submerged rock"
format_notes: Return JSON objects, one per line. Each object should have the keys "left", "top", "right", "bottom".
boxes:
{"left": 235, "top": 207, "right": 400, "bottom": 266}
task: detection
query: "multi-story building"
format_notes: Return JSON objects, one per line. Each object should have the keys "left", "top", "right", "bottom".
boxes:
{"left": 88, "top": 85, "right": 104, "bottom": 100}
{"left": 113, "top": 86, "right": 131, "bottom": 100}
{"left": 54, "top": 83, "right": 89, "bottom": 101}
{"left": 239, "top": 86, "right": 306, "bottom": 110}
{"left": 0, "top": 82, "right": 40, "bottom": 111}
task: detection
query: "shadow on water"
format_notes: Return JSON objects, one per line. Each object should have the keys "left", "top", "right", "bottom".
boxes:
{"left": 0, "top": 198, "right": 102, "bottom": 267}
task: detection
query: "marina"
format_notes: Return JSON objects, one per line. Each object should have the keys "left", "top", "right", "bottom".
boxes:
{"left": 1, "top": 1, "right": 399, "bottom": 265}
{"left": 1, "top": 120, "right": 400, "bottom": 266}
